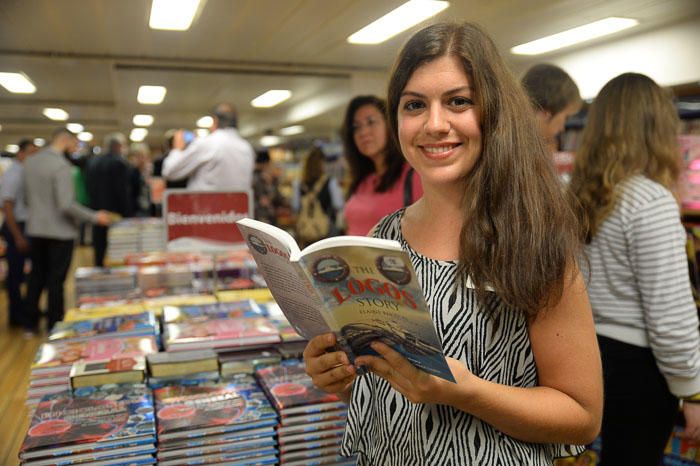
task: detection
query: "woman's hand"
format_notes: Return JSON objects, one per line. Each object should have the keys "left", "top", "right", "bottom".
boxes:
{"left": 354, "top": 341, "right": 471, "bottom": 405}
{"left": 680, "top": 402, "right": 700, "bottom": 443}
{"left": 303, "top": 333, "right": 357, "bottom": 398}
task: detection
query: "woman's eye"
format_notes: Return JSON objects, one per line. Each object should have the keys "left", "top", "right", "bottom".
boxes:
{"left": 403, "top": 100, "right": 424, "bottom": 112}
{"left": 450, "top": 96, "right": 474, "bottom": 107}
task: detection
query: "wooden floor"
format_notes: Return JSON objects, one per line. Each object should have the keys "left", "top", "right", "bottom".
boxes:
{"left": 0, "top": 246, "right": 92, "bottom": 465}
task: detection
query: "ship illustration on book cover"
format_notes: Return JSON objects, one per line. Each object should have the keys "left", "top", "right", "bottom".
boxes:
{"left": 154, "top": 380, "right": 277, "bottom": 435}
{"left": 255, "top": 362, "right": 341, "bottom": 412}
{"left": 21, "top": 384, "right": 155, "bottom": 453}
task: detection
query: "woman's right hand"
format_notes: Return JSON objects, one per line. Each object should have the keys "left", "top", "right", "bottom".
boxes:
{"left": 303, "top": 333, "right": 357, "bottom": 399}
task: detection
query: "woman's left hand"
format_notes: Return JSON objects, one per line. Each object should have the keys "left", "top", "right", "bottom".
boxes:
{"left": 354, "top": 341, "right": 471, "bottom": 405}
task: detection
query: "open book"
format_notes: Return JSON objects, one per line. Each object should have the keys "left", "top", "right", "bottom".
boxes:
{"left": 236, "top": 218, "right": 455, "bottom": 383}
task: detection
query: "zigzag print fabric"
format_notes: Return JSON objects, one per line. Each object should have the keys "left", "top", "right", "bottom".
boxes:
{"left": 340, "top": 209, "right": 583, "bottom": 465}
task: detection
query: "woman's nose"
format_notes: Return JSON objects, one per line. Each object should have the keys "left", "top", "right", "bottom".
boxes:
{"left": 425, "top": 104, "right": 450, "bottom": 135}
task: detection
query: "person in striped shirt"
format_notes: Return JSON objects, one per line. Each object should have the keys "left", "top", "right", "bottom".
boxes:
{"left": 570, "top": 72, "right": 700, "bottom": 465}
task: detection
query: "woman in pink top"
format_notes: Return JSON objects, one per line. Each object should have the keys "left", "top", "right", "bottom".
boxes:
{"left": 342, "top": 95, "right": 423, "bottom": 236}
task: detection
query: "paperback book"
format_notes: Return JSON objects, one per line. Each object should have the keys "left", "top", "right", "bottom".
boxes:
{"left": 237, "top": 217, "right": 454, "bottom": 382}
{"left": 70, "top": 356, "right": 146, "bottom": 389}
{"left": 48, "top": 312, "right": 158, "bottom": 342}
{"left": 164, "top": 316, "right": 280, "bottom": 351}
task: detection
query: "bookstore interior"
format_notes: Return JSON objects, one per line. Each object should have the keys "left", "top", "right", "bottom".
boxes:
{"left": 1, "top": 1, "right": 700, "bottom": 465}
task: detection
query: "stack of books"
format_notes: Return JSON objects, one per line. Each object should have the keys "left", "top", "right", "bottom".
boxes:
{"left": 256, "top": 361, "right": 354, "bottom": 465}
{"left": 146, "top": 349, "right": 220, "bottom": 389}
{"left": 214, "top": 249, "right": 264, "bottom": 291}
{"left": 153, "top": 377, "right": 279, "bottom": 465}
{"left": 48, "top": 312, "right": 159, "bottom": 343}
{"left": 18, "top": 384, "right": 156, "bottom": 466}
{"left": 139, "top": 218, "right": 167, "bottom": 252}
{"left": 162, "top": 301, "right": 280, "bottom": 352}
{"left": 27, "top": 336, "right": 158, "bottom": 410}
{"left": 107, "top": 219, "right": 166, "bottom": 262}
{"left": 219, "top": 348, "right": 282, "bottom": 378}
{"left": 137, "top": 264, "right": 201, "bottom": 297}
{"left": 74, "top": 266, "right": 139, "bottom": 305}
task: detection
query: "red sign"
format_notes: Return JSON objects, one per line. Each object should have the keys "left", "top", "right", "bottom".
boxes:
{"left": 164, "top": 191, "right": 252, "bottom": 251}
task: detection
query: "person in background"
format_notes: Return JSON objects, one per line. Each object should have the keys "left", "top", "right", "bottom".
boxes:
{"left": 341, "top": 95, "right": 423, "bottom": 236}
{"left": 570, "top": 72, "right": 700, "bottom": 465}
{"left": 86, "top": 133, "right": 133, "bottom": 266}
{"left": 23, "top": 128, "right": 112, "bottom": 332}
{"left": 162, "top": 103, "right": 254, "bottom": 191}
{"left": 521, "top": 63, "right": 582, "bottom": 152}
{"left": 0, "top": 139, "right": 38, "bottom": 327}
{"left": 304, "top": 22, "right": 602, "bottom": 465}
{"left": 127, "top": 142, "right": 151, "bottom": 217}
{"left": 292, "top": 146, "right": 344, "bottom": 246}
{"left": 252, "top": 148, "right": 285, "bottom": 226}
{"left": 152, "top": 129, "right": 188, "bottom": 189}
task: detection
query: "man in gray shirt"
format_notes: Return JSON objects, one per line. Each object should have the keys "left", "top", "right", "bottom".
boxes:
{"left": 0, "top": 139, "right": 38, "bottom": 327}
{"left": 23, "top": 128, "right": 111, "bottom": 332}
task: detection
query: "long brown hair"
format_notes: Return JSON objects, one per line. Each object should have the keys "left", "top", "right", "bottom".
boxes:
{"left": 570, "top": 73, "right": 680, "bottom": 242}
{"left": 341, "top": 95, "right": 406, "bottom": 195}
{"left": 387, "top": 22, "right": 580, "bottom": 317}
{"left": 301, "top": 147, "right": 325, "bottom": 189}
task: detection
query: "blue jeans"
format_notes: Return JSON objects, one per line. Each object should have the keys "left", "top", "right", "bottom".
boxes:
{"left": 1, "top": 221, "right": 27, "bottom": 326}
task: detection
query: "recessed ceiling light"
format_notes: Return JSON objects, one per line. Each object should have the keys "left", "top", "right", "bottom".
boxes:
{"left": 511, "top": 17, "right": 639, "bottom": 55}
{"left": 133, "top": 114, "right": 154, "bottom": 126}
{"left": 195, "top": 128, "right": 209, "bottom": 138}
{"left": 251, "top": 90, "right": 292, "bottom": 108}
{"left": 0, "top": 72, "right": 36, "bottom": 94}
{"left": 33, "top": 138, "right": 45, "bottom": 146}
{"left": 137, "top": 85, "right": 167, "bottom": 105}
{"left": 260, "top": 135, "right": 282, "bottom": 147}
{"left": 43, "top": 108, "right": 69, "bottom": 121}
{"left": 196, "top": 116, "right": 213, "bottom": 128}
{"left": 347, "top": 0, "right": 449, "bottom": 45}
{"left": 149, "top": 0, "right": 201, "bottom": 31}
{"left": 66, "top": 123, "right": 84, "bottom": 133}
{"left": 130, "top": 128, "right": 148, "bottom": 142}
{"left": 279, "top": 125, "right": 305, "bottom": 136}
{"left": 78, "top": 132, "right": 93, "bottom": 142}
{"left": 5, "top": 144, "right": 19, "bottom": 153}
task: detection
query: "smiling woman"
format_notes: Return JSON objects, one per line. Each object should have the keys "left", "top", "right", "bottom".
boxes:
{"left": 304, "top": 21, "right": 603, "bottom": 466}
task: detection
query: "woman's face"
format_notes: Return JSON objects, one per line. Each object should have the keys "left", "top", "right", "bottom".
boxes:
{"left": 398, "top": 55, "right": 482, "bottom": 190}
{"left": 352, "top": 104, "right": 388, "bottom": 163}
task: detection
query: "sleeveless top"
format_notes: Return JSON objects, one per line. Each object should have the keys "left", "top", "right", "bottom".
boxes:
{"left": 341, "top": 209, "right": 583, "bottom": 465}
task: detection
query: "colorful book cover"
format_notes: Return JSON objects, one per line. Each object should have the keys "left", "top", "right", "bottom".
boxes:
{"left": 64, "top": 303, "right": 148, "bottom": 322}
{"left": 164, "top": 317, "right": 280, "bottom": 351}
{"left": 20, "top": 384, "right": 155, "bottom": 455}
{"left": 70, "top": 356, "right": 146, "bottom": 389}
{"left": 32, "top": 337, "right": 158, "bottom": 376}
{"left": 255, "top": 362, "right": 341, "bottom": 414}
{"left": 48, "top": 312, "right": 158, "bottom": 342}
{"left": 163, "top": 300, "right": 263, "bottom": 324}
{"left": 156, "top": 426, "right": 275, "bottom": 452}
{"left": 154, "top": 381, "right": 277, "bottom": 438}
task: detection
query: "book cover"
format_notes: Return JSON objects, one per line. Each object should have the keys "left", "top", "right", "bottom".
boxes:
{"left": 162, "top": 300, "right": 263, "bottom": 324}
{"left": 31, "top": 337, "right": 158, "bottom": 376}
{"left": 49, "top": 312, "right": 158, "bottom": 342}
{"left": 70, "top": 356, "right": 146, "bottom": 389}
{"left": 164, "top": 317, "right": 280, "bottom": 351}
{"left": 20, "top": 385, "right": 155, "bottom": 455}
{"left": 153, "top": 381, "right": 277, "bottom": 438}
{"left": 156, "top": 426, "right": 275, "bottom": 452}
{"left": 255, "top": 362, "right": 342, "bottom": 414}
{"left": 237, "top": 217, "right": 455, "bottom": 383}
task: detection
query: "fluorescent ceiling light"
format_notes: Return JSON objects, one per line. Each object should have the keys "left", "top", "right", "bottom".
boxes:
{"left": 195, "top": 128, "right": 209, "bottom": 138}
{"left": 149, "top": 0, "right": 200, "bottom": 31}
{"left": 133, "top": 114, "right": 154, "bottom": 126}
{"left": 0, "top": 72, "right": 36, "bottom": 94}
{"left": 511, "top": 17, "right": 639, "bottom": 55}
{"left": 33, "top": 138, "right": 45, "bottom": 146}
{"left": 137, "top": 85, "right": 167, "bottom": 105}
{"left": 43, "top": 108, "right": 69, "bottom": 121}
{"left": 130, "top": 128, "right": 148, "bottom": 142}
{"left": 66, "top": 123, "right": 84, "bottom": 133}
{"left": 5, "top": 144, "right": 18, "bottom": 153}
{"left": 196, "top": 115, "right": 213, "bottom": 128}
{"left": 279, "top": 125, "right": 305, "bottom": 136}
{"left": 347, "top": 0, "right": 449, "bottom": 45}
{"left": 78, "top": 132, "right": 93, "bottom": 142}
{"left": 251, "top": 90, "right": 292, "bottom": 108}
{"left": 260, "top": 135, "right": 282, "bottom": 147}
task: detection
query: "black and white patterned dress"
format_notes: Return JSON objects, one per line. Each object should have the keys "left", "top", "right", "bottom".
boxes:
{"left": 341, "top": 209, "right": 583, "bottom": 465}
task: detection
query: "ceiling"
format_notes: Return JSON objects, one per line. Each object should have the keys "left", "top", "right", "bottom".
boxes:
{"left": 0, "top": 0, "right": 699, "bottom": 152}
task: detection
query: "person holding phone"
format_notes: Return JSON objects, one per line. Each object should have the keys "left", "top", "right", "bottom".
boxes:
{"left": 162, "top": 103, "right": 255, "bottom": 192}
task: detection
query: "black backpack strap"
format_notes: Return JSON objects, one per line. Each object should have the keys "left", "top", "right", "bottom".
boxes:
{"left": 403, "top": 167, "right": 414, "bottom": 207}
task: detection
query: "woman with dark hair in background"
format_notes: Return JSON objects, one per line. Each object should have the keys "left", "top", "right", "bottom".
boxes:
{"left": 570, "top": 72, "right": 700, "bottom": 465}
{"left": 341, "top": 95, "right": 422, "bottom": 236}
{"left": 304, "top": 22, "right": 602, "bottom": 465}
